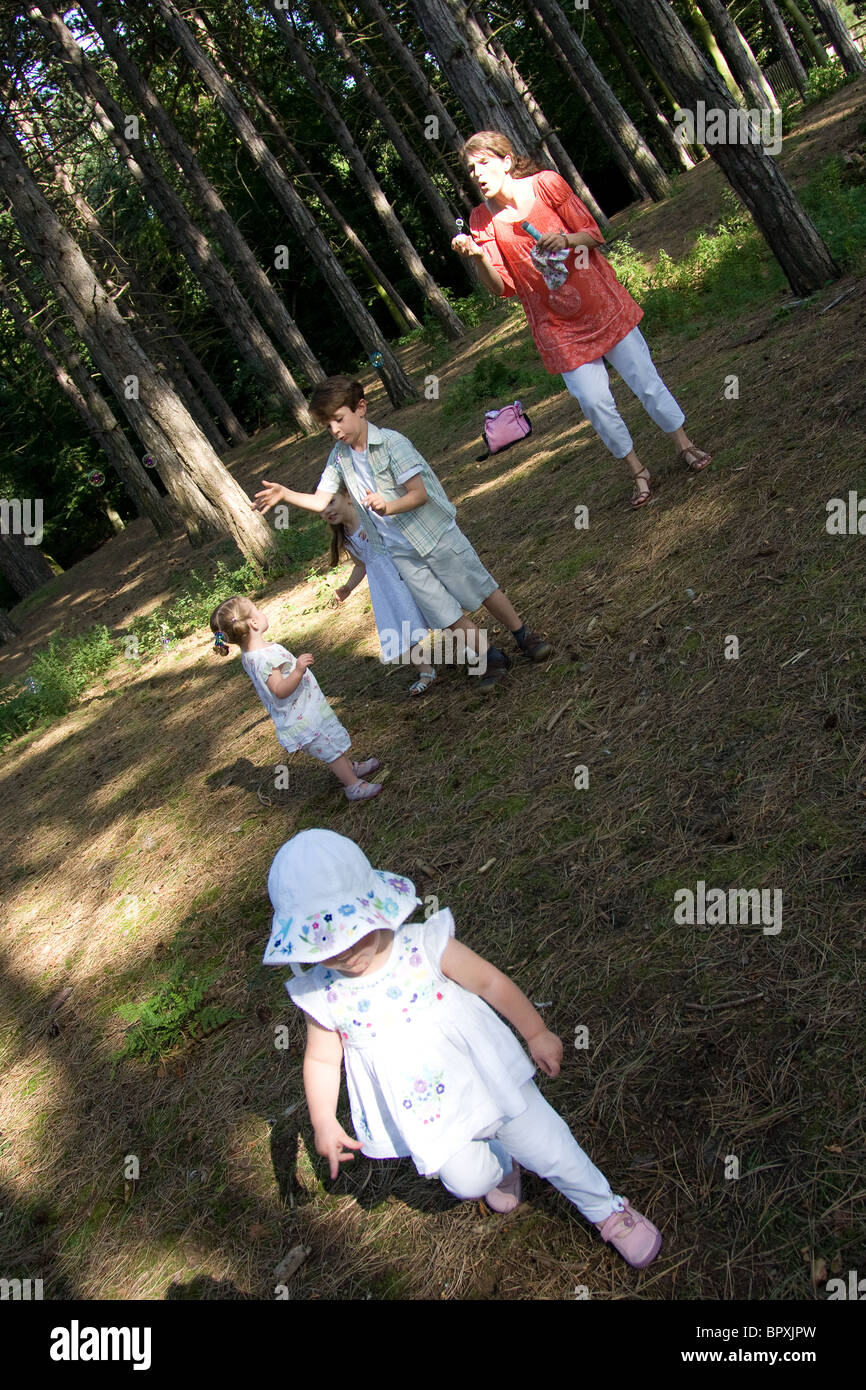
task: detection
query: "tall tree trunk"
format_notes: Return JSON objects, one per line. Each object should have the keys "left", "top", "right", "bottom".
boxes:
{"left": 304, "top": 0, "right": 479, "bottom": 287}
{"left": 355, "top": 0, "right": 468, "bottom": 161}
{"left": 23, "top": 104, "right": 229, "bottom": 455}
{"left": 28, "top": 3, "right": 315, "bottom": 432}
{"left": 695, "top": 0, "right": 780, "bottom": 109}
{"left": 205, "top": 38, "right": 423, "bottom": 332}
{"left": 0, "top": 263, "right": 179, "bottom": 538}
{"left": 607, "top": 0, "right": 840, "bottom": 295}
{"left": 0, "top": 125, "right": 277, "bottom": 562}
{"left": 149, "top": 0, "right": 418, "bottom": 406}
{"left": 410, "top": 0, "right": 610, "bottom": 228}
{"left": 762, "top": 0, "right": 809, "bottom": 96}
{"left": 683, "top": 0, "right": 744, "bottom": 99}
{"left": 525, "top": 0, "right": 671, "bottom": 199}
{"left": 471, "top": 6, "right": 615, "bottom": 222}
{"left": 77, "top": 0, "right": 327, "bottom": 411}
{"left": 0, "top": 608, "right": 19, "bottom": 643}
{"left": 266, "top": 3, "right": 465, "bottom": 339}
{"left": 384, "top": 72, "right": 476, "bottom": 214}
{"left": 0, "top": 529, "right": 57, "bottom": 598}
{"left": 592, "top": 5, "right": 698, "bottom": 170}
{"left": 808, "top": 0, "right": 866, "bottom": 74}
{"left": 782, "top": 0, "right": 830, "bottom": 65}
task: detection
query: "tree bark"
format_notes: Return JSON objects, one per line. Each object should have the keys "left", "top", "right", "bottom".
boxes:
{"left": 808, "top": 0, "right": 866, "bottom": 75}
{"left": 592, "top": 4, "right": 698, "bottom": 170}
{"left": 0, "top": 608, "right": 19, "bottom": 643}
{"left": 151, "top": 0, "right": 418, "bottom": 406}
{"left": 762, "top": 0, "right": 809, "bottom": 96}
{"left": 782, "top": 0, "right": 830, "bottom": 65}
{"left": 525, "top": 0, "right": 671, "bottom": 199}
{"left": 410, "top": 0, "right": 610, "bottom": 228}
{"left": 0, "top": 529, "right": 57, "bottom": 598}
{"left": 471, "top": 5, "right": 615, "bottom": 223}
{"left": 78, "top": 0, "right": 327, "bottom": 410}
{"left": 0, "top": 124, "right": 277, "bottom": 563}
{"left": 683, "top": 0, "right": 744, "bottom": 99}
{"left": 21, "top": 100, "right": 229, "bottom": 455}
{"left": 266, "top": 2, "right": 465, "bottom": 338}
{"left": 28, "top": 3, "right": 316, "bottom": 432}
{"left": 304, "top": 0, "right": 479, "bottom": 287}
{"left": 0, "top": 263, "right": 179, "bottom": 538}
{"left": 203, "top": 37, "right": 423, "bottom": 333}
{"left": 695, "top": 0, "right": 780, "bottom": 109}
{"left": 607, "top": 0, "right": 840, "bottom": 296}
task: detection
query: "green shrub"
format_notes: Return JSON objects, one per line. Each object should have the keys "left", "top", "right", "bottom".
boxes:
{"left": 0, "top": 625, "right": 115, "bottom": 750}
{"left": 800, "top": 156, "right": 866, "bottom": 273}
{"left": 111, "top": 964, "right": 243, "bottom": 1068}
{"left": 804, "top": 57, "right": 851, "bottom": 106}
{"left": 125, "top": 558, "right": 264, "bottom": 659}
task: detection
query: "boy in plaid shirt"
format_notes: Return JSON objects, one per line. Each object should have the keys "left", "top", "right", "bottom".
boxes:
{"left": 253, "top": 377, "right": 553, "bottom": 690}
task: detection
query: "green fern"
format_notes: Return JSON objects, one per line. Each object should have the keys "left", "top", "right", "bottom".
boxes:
{"left": 111, "top": 965, "right": 243, "bottom": 1068}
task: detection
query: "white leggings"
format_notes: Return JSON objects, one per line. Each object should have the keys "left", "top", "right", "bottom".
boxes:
{"left": 435, "top": 1079, "right": 623, "bottom": 1224}
{"left": 561, "top": 326, "right": 685, "bottom": 459}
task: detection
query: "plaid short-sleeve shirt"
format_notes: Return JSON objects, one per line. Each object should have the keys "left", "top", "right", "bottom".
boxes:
{"left": 317, "top": 422, "right": 456, "bottom": 558}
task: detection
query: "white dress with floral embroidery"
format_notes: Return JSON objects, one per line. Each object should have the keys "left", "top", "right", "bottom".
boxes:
{"left": 286, "top": 910, "right": 535, "bottom": 1176}
{"left": 241, "top": 643, "right": 342, "bottom": 753}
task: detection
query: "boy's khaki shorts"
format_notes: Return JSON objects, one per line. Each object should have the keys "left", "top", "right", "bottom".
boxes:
{"left": 389, "top": 526, "right": 498, "bottom": 630}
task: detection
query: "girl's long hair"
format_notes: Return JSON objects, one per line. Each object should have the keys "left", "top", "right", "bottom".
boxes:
{"left": 462, "top": 130, "right": 541, "bottom": 179}
{"left": 328, "top": 483, "right": 353, "bottom": 569}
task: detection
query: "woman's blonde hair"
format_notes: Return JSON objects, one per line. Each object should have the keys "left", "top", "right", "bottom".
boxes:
{"left": 462, "top": 131, "right": 541, "bottom": 179}
{"left": 210, "top": 595, "right": 256, "bottom": 647}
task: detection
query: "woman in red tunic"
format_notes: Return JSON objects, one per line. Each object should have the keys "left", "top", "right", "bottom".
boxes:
{"left": 453, "top": 132, "right": 712, "bottom": 508}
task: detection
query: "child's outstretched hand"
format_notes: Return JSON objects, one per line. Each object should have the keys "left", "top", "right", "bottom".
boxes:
{"left": 314, "top": 1120, "right": 364, "bottom": 1180}
{"left": 295, "top": 653, "right": 314, "bottom": 672}
{"left": 252, "top": 479, "right": 287, "bottom": 514}
{"left": 363, "top": 490, "right": 389, "bottom": 515}
{"left": 331, "top": 586, "right": 350, "bottom": 606}
{"left": 528, "top": 1028, "right": 563, "bottom": 1078}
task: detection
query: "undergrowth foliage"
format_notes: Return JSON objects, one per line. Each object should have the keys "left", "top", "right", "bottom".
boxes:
{"left": 111, "top": 964, "right": 243, "bottom": 1070}
{"left": 0, "top": 625, "right": 114, "bottom": 749}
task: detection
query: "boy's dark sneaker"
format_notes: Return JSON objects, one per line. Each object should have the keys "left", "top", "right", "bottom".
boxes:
{"left": 518, "top": 631, "right": 553, "bottom": 662}
{"left": 477, "top": 649, "right": 511, "bottom": 691}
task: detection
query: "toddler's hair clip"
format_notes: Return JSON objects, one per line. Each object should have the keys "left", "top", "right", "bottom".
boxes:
{"left": 213, "top": 631, "right": 230, "bottom": 656}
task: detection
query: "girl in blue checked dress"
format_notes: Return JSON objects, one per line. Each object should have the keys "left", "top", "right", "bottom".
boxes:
{"left": 324, "top": 484, "right": 437, "bottom": 697}
{"left": 263, "top": 828, "right": 663, "bottom": 1269}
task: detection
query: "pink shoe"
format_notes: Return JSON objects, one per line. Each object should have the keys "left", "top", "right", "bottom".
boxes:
{"left": 352, "top": 756, "right": 380, "bottom": 778}
{"left": 595, "top": 1199, "right": 661, "bottom": 1268}
{"left": 344, "top": 780, "right": 382, "bottom": 802}
{"left": 484, "top": 1161, "right": 521, "bottom": 1214}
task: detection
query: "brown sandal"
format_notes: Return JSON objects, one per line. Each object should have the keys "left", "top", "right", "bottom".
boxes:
{"left": 629, "top": 465, "right": 653, "bottom": 509}
{"left": 679, "top": 445, "right": 713, "bottom": 473}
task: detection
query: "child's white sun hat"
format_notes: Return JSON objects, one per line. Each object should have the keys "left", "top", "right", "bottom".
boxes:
{"left": 262, "top": 828, "right": 420, "bottom": 966}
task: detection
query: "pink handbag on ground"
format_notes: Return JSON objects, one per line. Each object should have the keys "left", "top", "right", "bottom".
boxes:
{"left": 478, "top": 400, "right": 533, "bottom": 461}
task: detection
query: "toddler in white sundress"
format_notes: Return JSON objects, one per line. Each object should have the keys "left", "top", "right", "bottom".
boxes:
{"left": 263, "top": 829, "right": 663, "bottom": 1269}
{"left": 209, "top": 596, "right": 383, "bottom": 802}
{"left": 324, "top": 485, "right": 437, "bottom": 696}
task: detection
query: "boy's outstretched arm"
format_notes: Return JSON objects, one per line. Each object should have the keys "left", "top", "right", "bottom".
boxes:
{"left": 440, "top": 938, "right": 564, "bottom": 1077}
{"left": 253, "top": 479, "right": 334, "bottom": 514}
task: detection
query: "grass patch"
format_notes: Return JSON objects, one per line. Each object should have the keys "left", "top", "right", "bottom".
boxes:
{"left": 0, "top": 624, "right": 115, "bottom": 750}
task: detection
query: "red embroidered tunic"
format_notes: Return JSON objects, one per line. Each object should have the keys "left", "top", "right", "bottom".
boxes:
{"left": 469, "top": 170, "right": 643, "bottom": 374}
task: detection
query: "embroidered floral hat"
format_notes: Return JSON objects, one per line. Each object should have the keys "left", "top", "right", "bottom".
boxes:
{"left": 262, "top": 829, "right": 420, "bottom": 965}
